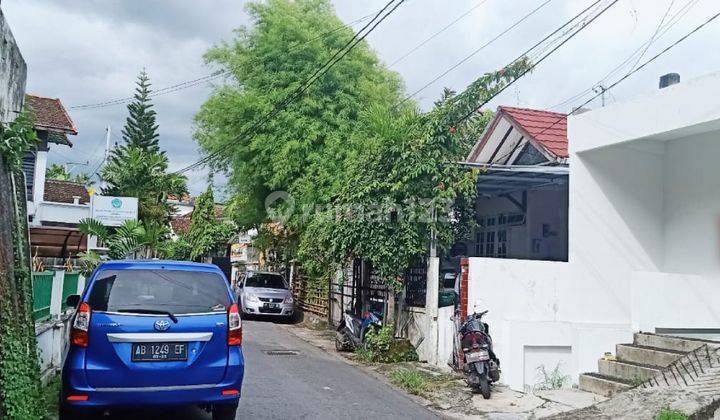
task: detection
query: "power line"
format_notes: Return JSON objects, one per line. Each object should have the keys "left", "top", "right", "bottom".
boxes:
{"left": 68, "top": 12, "right": 379, "bottom": 111}
{"left": 548, "top": 0, "right": 700, "bottom": 111}
{"left": 399, "top": 0, "right": 556, "bottom": 106}
{"left": 527, "top": 9, "right": 720, "bottom": 143}
{"left": 454, "top": 0, "right": 619, "bottom": 125}
{"left": 388, "top": 0, "right": 489, "bottom": 68}
{"left": 174, "top": 0, "right": 407, "bottom": 175}
{"left": 630, "top": 0, "right": 676, "bottom": 72}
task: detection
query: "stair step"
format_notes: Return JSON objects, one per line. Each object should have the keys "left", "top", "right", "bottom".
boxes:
{"left": 634, "top": 332, "right": 706, "bottom": 353}
{"left": 616, "top": 344, "right": 684, "bottom": 368}
{"left": 579, "top": 373, "right": 631, "bottom": 397}
{"left": 598, "top": 358, "right": 660, "bottom": 383}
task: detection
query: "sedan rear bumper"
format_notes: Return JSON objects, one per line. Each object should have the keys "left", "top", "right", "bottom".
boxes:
{"left": 242, "top": 300, "right": 294, "bottom": 316}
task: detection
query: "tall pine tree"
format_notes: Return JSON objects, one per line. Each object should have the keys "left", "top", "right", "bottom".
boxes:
{"left": 103, "top": 70, "right": 187, "bottom": 223}
{"left": 122, "top": 70, "right": 160, "bottom": 154}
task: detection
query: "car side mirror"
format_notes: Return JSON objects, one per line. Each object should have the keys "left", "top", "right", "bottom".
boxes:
{"left": 66, "top": 294, "right": 81, "bottom": 308}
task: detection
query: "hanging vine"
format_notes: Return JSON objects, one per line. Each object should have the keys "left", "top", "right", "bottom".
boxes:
{"left": 0, "top": 111, "right": 44, "bottom": 419}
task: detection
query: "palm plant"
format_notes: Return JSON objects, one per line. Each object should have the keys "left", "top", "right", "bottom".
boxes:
{"left": 77, "top": 218, "right": 176, "bottom": 274}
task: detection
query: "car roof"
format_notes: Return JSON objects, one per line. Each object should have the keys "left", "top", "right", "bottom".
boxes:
{"left": 99, "top": 260, "right": 221, "bottom": 271}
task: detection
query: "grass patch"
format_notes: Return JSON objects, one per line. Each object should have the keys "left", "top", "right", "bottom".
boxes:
{"left": 656, "top": 408, "right": 688, "bottom": 420}
{"left": 42, "top": 374, "right": 61, "bottom": 419}
{"left": 390, "top": 368, "right": 427, "bottom": 396}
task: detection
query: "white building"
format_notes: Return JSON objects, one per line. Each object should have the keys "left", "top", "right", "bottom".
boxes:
{"left": 22, "top": 95, "right": 91, "bottom": 266}
{"left": 462, "top": 73, "right": 720, "bottom": 392}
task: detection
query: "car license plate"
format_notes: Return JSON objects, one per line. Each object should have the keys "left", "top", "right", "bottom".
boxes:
{"left": 132, "top": 342, "right": 187, "bottom": 362}
{"left": 465, "top": 350, "right": 490, "bottom": 363}
{"left": 264, "top": 303, "right": 279, "bottom": 309}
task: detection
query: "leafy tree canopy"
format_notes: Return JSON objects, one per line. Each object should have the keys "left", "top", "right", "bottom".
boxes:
{"left": 195, "top": 0, "right": 406, "bottom": 233}
{"left": 195, "top": 0, "right": 533, "bottom": 285}
{"left": 46, "top": 163, "right": 91, "bottom": 185}
{"left": 175, "top": 186, "right": 235, "bottom": 261}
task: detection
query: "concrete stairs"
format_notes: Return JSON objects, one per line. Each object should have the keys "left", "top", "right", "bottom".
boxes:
{"left": 579, "top": 332, "right": 705, "bottom": 397}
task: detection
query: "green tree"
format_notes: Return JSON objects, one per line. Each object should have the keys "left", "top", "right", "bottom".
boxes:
{"left": 298, "top": 61, "right": 533, "bottom": 287}
{"left": 122, "top": 70, "right": 160, "bottom": 154}
{"left": 46, "top": 163, "right": 91, "bottom": 185}
{"left": 175, "top": 186, "right": 234, "bottom": 261}
{"left": 103, "top": 70, "right": 186, "bottom": 224}
{"left": 77, "top": 218, "right": 176, "bottom": 274}
{"left": 102, "top": 147, "right": 186, "bottom": 223}
{"left": 194, "top": 0, "right": 405, "bottom": 240}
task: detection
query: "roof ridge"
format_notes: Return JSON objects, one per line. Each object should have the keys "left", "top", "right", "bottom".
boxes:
{"left": 46, "top": 178, "right": 87, "bottom": 186}
{"left": 499, "top": 105, "right": 566, "bottom": 117}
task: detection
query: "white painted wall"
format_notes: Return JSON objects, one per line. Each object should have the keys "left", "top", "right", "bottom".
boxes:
{"left": 35, "top": 201, "right": 90, "bottom": 226}
{"left": 467, "top": 72, "right": 720, "bottom": 391}
{"left": 663, "top": 131, "right": 720, "bottom": 274}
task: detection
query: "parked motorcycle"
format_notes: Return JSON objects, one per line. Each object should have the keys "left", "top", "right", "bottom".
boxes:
{"left": 455, "top": 306, "right": 500, "bottom": 399}
{"left": 335, "top": 310, "right": 382, "bottom": 351}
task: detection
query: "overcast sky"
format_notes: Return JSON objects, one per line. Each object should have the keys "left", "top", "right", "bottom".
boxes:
{"left": 3, "top": 0, "right": 719, "bottom": 197}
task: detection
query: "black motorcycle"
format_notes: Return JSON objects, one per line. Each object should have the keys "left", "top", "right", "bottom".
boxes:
{"left": 335, "top": 310, "right": 382, "bottom": 351}
{"left": 456, "top": 309, "right": 500, "bottom": 399}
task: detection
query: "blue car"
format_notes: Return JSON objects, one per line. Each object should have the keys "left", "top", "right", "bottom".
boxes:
{"left": 60, "top": 260, "right": 244, "bottom": 420}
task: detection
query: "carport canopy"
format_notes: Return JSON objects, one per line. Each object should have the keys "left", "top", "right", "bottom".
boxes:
{"left": 459, "top": 162, "right": 569, "bottom": 197}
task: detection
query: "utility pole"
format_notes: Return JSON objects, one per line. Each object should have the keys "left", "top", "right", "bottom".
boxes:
{"left": 104, "top": 125, "right": 111, "bottom": 162}
{"left": 593, "top": 84, "right": 608, "bottom": 107}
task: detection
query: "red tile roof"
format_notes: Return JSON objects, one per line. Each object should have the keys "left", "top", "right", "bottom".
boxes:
{"left": 499, "top": 106, "right": 568, "bottom": 158}
{"left": 25, "top": 94, "right": 78, "bottom": 135}
{"left": 44, "top": 179, "right": 90, "bottom": 204}
{"left": 170, "top": 215, "right": 192, "bottom": 234}
{"left": 170, "top": 205, "right": 225, "bottom": 235}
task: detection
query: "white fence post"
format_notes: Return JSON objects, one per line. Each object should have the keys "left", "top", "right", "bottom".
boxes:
{"left": 49, "top": 270, "right": 64, "bottom": 319}
{"left": 77, "top": 274, "right": 86, "bottom": 296}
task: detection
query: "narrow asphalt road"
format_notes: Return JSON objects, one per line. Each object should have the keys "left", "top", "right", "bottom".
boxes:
{"left": 107, "top": 318, "right": 439, "bottom": 420}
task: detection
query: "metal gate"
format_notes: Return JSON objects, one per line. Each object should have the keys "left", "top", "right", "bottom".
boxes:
{"left": 329, "top": 258, "right": 389, "bottom": 326}
{"left": 404, "top": 256, "right": 427, "bottom": 307}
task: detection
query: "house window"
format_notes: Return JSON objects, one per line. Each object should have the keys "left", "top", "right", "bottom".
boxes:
{"left": 485, "top": 231, "right": 495, "bottom": 256}
{"left": 475, "top": 232, "right": 485, "bottom": 257}
{"left": 475, "top": 214, "right": 516, "bottom": 258}
{"left": 497, "top": 230, "right": 507, "bottom": 258}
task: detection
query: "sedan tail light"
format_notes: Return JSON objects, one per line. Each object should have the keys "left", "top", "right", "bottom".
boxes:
{"left": 71, "top": 302, "right": 91, "bottom": 347}
{"left": 228, "top": 303, "right": 242, "bottom": 346}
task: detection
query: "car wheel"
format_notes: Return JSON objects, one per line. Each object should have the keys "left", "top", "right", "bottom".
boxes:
{"left": 212, "top": 402, "right": 238, "bottom": 420}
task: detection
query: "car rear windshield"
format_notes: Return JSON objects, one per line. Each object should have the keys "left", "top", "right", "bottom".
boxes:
{"left": 87, "top": 269, "right": 231, "bottom": 314}
{"left": 245, "top": 273, "right": 287, "bottom": 289}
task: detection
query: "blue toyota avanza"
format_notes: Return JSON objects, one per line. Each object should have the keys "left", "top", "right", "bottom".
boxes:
{"left": 60, "top": 261, "right": 244, "bottom": 419}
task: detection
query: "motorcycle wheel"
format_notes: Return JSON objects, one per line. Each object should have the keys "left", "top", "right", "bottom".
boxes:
{"left": 479, "top": 377, "right": 491, "bottom": 400}
{"left": 335, "top": 328, "right": 351, "bottom": 352}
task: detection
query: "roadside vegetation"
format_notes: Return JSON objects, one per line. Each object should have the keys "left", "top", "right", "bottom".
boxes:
{"left": 0, "top": 110, "right": 44, "bottom": 418}
{"left": 194, "top": 0, "right": 533, "bottom": 289}
{"left": 390, "top": 369, "right": 427, "bottom": 396}
{"left": 355, "top": 326, "right": 418, "bottom": 363}
{"left": 656, "top": 408, "right": 688, "bottom": 420}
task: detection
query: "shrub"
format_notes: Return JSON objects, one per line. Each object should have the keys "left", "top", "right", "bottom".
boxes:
{"left": 656, "top": 408, "right": 688, "bottom": 420}
{"left": 361, "top": 326, "right": 418, "bottom": 363}
{"left": 390, "top": 369, "right": 426, "bottom": 395}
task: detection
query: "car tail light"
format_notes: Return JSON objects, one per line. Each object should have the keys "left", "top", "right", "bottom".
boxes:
{"left": 228, "top": 303, "right": 242, "bottom": 346}
{"left": 221, "top": 389, "right": 239, "bottom": 396}
{"left": 66, "top": 395, "right": 89, "bottom": 401}
{"left": 71, "top": 302, "right": 91, "bottom": 347}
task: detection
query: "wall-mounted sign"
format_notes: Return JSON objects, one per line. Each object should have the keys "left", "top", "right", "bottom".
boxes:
{"left": 91, "top": 195, "right": 138, "bottom": 227}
